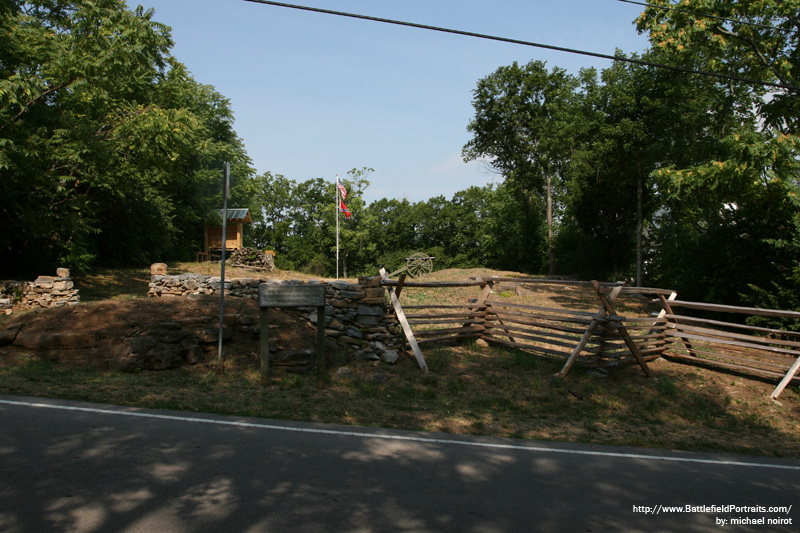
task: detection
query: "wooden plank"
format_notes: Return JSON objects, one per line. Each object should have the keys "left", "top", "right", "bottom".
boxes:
{"left": 615, "top": 286, "right": 678, "bottom": 296}
{"left": 619, "top": 316, "right": 668, "bottom": 323}
{"left": 593, "top": 281, "right": 654, "bottom": 378}
{"left": 408, "top": 318, "right": 486, "bottom": 327}
{"left": 625, "top": 332, "right": 668, "bottom": 342}
{"left": 486, "top": 300, "right": 597, "bottom": 317}
{"left": 487, "top": 322, "right": 585, "bottom": 345}
{"left": 771, "top": 356, "right": 800, "bottom": 400}
{"left": 684, "top": 339, "right": 799, "bottom": 366}
{"left": 413, "top": 325, "right": 485, "bottom": 338}
{"left": 664, "top": 313, "right": 800, "bottom": 338}
{"left": 488, "top": 307, "right": 594, "bottom": 325}
{"left": 556, "top": 307, "right": 606, "bottom": 378}
{"left": 594, "top": 352, "right": 665, "bottom": 366}
{"left": 394, "top": 273, "right": 407, "bottom": 299}
{"left": 664, "top": 343, "right": 789, "bottom": 371}
{"left": 665, "top": 352, "right": 790, "bottom": 380}
{"left": 479, "top": 276, "right": 606, "bottom": 288}
{"left": 380, "top": 267, "right": 428, "bottom": 373}
{"left": 486, "top": 312, "right": 590, "bottom": 333}
{"left": 594, "top": 285, "right": 677, "bottom": 296}
{"left": 583, "top": 339, "right": 667, "bottom": 353}
{"left": 664, "top": 329, "right": 800, "bottom": 358}
{"left": 649, "top": 291, "right": 676, "bottom": 337}
{"left": 416, "top": 333, "right": 484, "bottom": 345}
{"left": 480, "top": 280, "right": 522, "bottom": 344}
{"left": 658, "top": 293, "right": 698, "bottom": 359}
{"left": 406, "top": 311, "right": 487, "bottom": 320}
{"left": 473, "top": 282, "right": 494, "bottom": 307}
{"left": 466, "top": 282, "right": 493, "bottom": 332}
{"left": 403, "top": 304, "right": 488, "bottom": 310}
{"left": 668, "top": 300, "right": 800, "bottom": 320}
{"left": 665, "top": 322, "right": 800, "bottom": 350}
{"left": 380, "top": 280, "right": 486, "bottom": 288}
{"left": 583, "top": 346, "right": 667, "bottom": 361}
{"left": 595, "top": 285, "right": 623, "bottom": 368}
{"left": 478, "top": 276, "right": 583, "bottom": 284}
{"left": 486, "top": 315, "right": 591, "bottom": 335}
{"left": 487, "top": 307, "right": 594, "bottom": 326}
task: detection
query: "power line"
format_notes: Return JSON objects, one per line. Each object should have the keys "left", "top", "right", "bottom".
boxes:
{"left": 617, "top": 0, "right": 795, "bottom": 34}
{"left": 242, "top": 0, "right": 798, "bottom": 92}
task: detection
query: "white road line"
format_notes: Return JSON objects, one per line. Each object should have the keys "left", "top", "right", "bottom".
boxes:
{"left": 2, "top": 397, "right": 799, "bottom": 471}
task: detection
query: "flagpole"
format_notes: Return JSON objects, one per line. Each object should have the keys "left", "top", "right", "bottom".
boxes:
{"left": 335, "top": 174, "right": 340, "bottom": 279}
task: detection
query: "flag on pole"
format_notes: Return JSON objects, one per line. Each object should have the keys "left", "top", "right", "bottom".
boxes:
{"left": 340, "top": 200, "right": 351, "bottom": 219}
{"left": 337, "top": 178, "right": 347, "bottom": 200}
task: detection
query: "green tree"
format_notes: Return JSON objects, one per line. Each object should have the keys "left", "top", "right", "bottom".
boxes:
{"left": 279, "top": 177, "right": 332, "bottom": 275}
{"left": 463, "top": 60, "right": 580, "bottom": 275}
{"left": 483, "top": 181, "right": 546, "bottom": 273}
{"left": 636, "top": 0, "right": 800, "bottom": 306}
{"left": 335, "top": 167, "right": 373, "bottom": 277}
{"left": 247, "top": 171, "right": 295, "bottom": 253}
{"left": 0, "top": 1, "right": 251, "bottom": 275}
{"left": 636, "top": 0, "right": 799, "bottom": 133}
{"left": 363, "top": 197, "right": 419, "bottom": 271}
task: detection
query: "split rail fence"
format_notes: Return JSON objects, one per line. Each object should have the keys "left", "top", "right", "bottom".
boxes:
{"left": 379, "top": 275, "right": 800, "bottom": 399}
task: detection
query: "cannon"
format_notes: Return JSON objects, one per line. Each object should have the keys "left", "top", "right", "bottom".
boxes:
{"left": 387, "top": 252, "right": 435, "bottom": 278}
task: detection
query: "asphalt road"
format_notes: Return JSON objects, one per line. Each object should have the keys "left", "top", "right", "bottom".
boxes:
{"left": 1, "top": 395, "right": 798, "bottom": 532}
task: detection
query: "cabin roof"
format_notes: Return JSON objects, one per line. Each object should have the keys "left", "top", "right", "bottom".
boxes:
{"left": 211, "top": 208, "right": 251, "bottom": 223}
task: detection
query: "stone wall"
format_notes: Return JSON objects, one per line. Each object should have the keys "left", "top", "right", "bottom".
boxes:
{"left": 0, "top": 268, "right": 80, "bottom": 315}
{"left": 147, "top": 266, "right": 402, "bottom": 362}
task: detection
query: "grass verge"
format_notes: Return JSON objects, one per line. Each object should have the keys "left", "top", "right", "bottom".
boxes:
{"left": 1, "top": 342, "right": 798, "bottom": 458}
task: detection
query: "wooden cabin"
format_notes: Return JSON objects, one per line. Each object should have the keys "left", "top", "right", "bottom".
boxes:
{"left": 200, "top": 208, "right": 252, "bottom": 261}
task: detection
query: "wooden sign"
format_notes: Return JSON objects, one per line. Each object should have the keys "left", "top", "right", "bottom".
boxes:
{"left": 258, "top": 283, "right": 327, "bottom": 388}
{"left": 259, "top": 284, "right": 326, "bottom": 308}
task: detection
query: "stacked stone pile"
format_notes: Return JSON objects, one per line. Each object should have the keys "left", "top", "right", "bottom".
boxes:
{"left": 148, "top": 268, "right": 401, "bottom": 362}
{"left": 315, "top": 278, "right": 401, "bottom": 362}
{"left": 0, "top": 268, "right": 79, "bottom": 314}
{"left": 227, "top": 247, "right": 275, "bottom": 271}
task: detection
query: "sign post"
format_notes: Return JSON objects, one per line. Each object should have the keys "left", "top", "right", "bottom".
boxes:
{"left": 258, "top": 284, "right": 327, "bottom": 387}
{"left": 217, "top": 162, "right": 230, "bottom": 373}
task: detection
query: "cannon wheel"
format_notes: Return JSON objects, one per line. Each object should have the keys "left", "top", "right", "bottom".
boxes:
{"left": 406, "top": 252, "right": 433, "bottom": 278}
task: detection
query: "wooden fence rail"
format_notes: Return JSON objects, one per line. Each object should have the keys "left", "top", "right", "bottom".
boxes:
{"left": 659, "top": 299, "right": 800, "bottom": 399}
{"left": 403, "top": 304, "right": 488, "bottom": 345}
{"left": 379, "top": 276, "right": 800, "bottom": 399}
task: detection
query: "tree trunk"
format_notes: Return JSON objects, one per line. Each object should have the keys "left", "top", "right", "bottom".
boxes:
{"left": 547, "top": 173, "right": 555, "bottom": 276}
{"left": 636, "top": 172, "right": 643, "bottom": 287}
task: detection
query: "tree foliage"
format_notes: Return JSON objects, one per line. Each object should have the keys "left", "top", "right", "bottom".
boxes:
{"left": 463, "top": 61, "right": 581, "bottom": 274}
{"left": 634, "top": 0, "right": 800, "bottom": 307}
{"left": 0, "top": 0, "right": 251, "bottom": 276}
{"left": 5, "top": 0, "right": 800, "bottom": 320}
{"left": 636, "top": 0, "right": 799, "bottom": 132}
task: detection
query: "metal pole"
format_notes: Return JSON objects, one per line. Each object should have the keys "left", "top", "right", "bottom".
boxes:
{"left": 335, "top": 174, "right": 339, "bottom": 279}
{"left": 217, "top": 162, "right": 230, "bottom": 373}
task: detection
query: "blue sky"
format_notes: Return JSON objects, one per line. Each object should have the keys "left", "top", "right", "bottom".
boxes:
{"left": 132, "top": 0, "right": 651, "bottom": 203}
